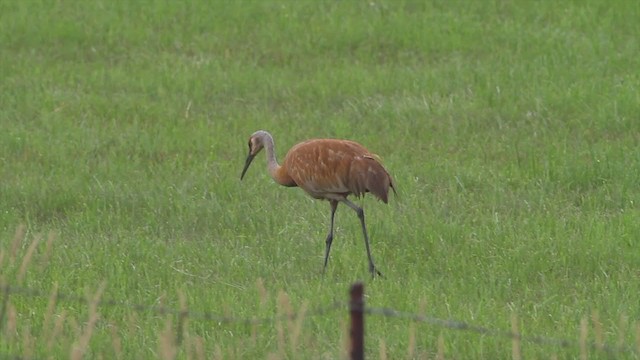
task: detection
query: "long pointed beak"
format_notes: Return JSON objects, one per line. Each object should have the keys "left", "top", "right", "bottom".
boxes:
{"left": 240, "top": 153, "right": 256, "bottom": 180}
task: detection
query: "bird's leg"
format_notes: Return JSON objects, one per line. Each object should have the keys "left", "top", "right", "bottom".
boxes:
{"left": 341, "top": 199, "right": 383, "bottom": 278}
{"left": 323, "top": 200, "right": 339, "bottom": 273}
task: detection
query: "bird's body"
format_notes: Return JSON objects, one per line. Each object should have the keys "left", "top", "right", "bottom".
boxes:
{"left": 240, "top": 130, "right": 395, "bottom": 277}
{"left": 280, "top": 139, "right": 394, "bottom": 202}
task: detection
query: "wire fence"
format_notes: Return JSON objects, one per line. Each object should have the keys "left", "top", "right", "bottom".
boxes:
{"left": 364, "top": 306, "right": 639, "bottom": 356}
{"left": 1, "top": 281, "right": 639, "bottom": 359}
{"left": 0, "top": 283, "right": 344, "bottom": 326}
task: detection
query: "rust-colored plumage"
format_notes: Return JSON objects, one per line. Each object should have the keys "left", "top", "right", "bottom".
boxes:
{"left": 240, "top": 130, "right": 396, "bottom": 277}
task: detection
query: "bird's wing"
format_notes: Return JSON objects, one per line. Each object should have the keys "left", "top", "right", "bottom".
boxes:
{"left": 283, "top": 139, "right": 395, "bottom": 202}
{"left": 348, "top": 155, "right": 394, "bottom": 203}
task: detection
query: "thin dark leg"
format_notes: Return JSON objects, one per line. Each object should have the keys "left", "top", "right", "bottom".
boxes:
{"left": 341, "top": 199, "right": 383, "bottom": 278}
{"left": 323, "top": 200, "right": 339, "bottom": 273}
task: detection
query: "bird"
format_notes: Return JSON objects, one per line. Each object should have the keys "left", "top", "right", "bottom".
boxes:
{"left": 240, "top": 130, "right": 396, "bottom": 277}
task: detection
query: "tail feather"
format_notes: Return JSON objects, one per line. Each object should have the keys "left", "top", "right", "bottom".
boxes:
{"left": 349, "top": 155, "right": 396, "bottom": 203}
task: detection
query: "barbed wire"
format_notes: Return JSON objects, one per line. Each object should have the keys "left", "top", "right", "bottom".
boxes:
{"left": 0, "top": 283, "right": 345, "bottom": 325}
{"left": 0, "top": 353, "right": 28, "bottom": 360}
{"left": 0, "top": 283, "right": 345, "bottom": 360}
{"left": 1, "top": 283, "right": 638, "bottom": 357}
{"left": 364, "top": 306, "right": 638, "bottom": 356}
{"left": 0, "top": 353, "right": 34, "bottom": 360}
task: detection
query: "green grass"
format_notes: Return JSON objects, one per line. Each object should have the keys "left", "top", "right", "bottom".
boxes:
{"left": 1, "top": 0, "right": 640, "bottom": 358}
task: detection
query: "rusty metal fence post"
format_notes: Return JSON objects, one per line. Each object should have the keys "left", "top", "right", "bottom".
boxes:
{"left": 349, "top": 282, "right": 365, "bottom": 360}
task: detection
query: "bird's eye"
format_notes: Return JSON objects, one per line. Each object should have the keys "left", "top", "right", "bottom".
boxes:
{"left": 247, "top": 141, "right": 252, "bottom": 150}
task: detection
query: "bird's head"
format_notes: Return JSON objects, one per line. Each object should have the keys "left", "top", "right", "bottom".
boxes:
{"left": 240, "top": 131, "right": 267, "bottom": 180}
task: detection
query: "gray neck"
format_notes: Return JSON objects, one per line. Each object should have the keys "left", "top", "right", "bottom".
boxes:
{"left": 256, "top": 130, "right": 280, "bottom": 177}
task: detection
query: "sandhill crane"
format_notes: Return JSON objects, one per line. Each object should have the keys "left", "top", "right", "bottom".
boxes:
{"left": 240, "top": 130, "right": 396, "bottom": 277}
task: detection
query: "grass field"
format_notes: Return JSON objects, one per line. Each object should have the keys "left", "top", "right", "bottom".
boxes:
{"left": 1, "top": 0, "right": 640, "bottom": 358}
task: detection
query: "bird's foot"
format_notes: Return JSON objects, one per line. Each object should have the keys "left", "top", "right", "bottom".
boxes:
{"left": 369, "top": 265, "right": 383, "bottom": 279}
